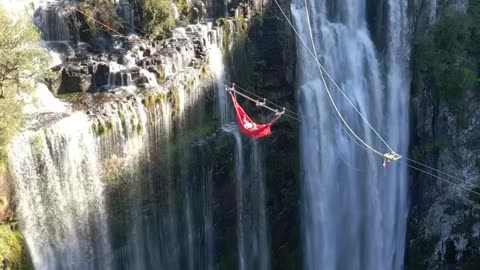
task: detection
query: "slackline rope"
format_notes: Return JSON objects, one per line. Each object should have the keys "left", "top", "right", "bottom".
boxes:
{"left": 60, "top": 2, "right": 480, "bottom": 198}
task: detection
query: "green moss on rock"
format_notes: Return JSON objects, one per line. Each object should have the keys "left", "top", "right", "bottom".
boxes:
{"left": 167, "top": 86, "right": 180, "bottom": 117}
{"left": 157, "top": 66, "right": 166, "bottom": 83}
{"left": 185, "top": 80, "right": 195, "bottom": 93}
{"left": 92, "top": 120, "right": 111, "bottom": 136}
{"left": 142, "top": 95, "right": 156, "bottom": 108}
{"left": 0, "top": 223, "right": 32, "bottom": 270}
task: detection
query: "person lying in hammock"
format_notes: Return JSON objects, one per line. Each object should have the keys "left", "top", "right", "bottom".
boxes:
{"left": 228, "top": 87, "right": 284, "bottom": 138}
{"left": 242, "top": 115, "right": 257, "bottom": 130}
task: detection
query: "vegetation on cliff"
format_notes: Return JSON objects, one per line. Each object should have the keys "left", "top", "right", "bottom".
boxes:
{"left": 0, "top": 7, "right": 49, "bottom": 172}
{"left": 78, "top": 0, "right": 123, "bottom": 38}
{"left": 408, "top": 2, "right": 480, "bottom": 269}
{"left": 412, "top": 2, "right": 480, "bottom": 121}
{"left": 139, "top": 0, "right": 175, "bottom": 39}
{"left": 0, "top": 223, "right": 31, "bottom": 270}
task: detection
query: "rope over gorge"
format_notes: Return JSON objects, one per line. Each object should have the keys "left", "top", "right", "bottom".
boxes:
{"left": 57, "top": 0, "right": 480, "bottom": 199}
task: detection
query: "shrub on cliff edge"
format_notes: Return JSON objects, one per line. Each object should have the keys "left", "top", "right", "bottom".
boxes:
{"left": 140, "top": 0, "right": 175, "bottom": 40}
{"left": 0, "top": 7, "right": 49, "bottom": 171}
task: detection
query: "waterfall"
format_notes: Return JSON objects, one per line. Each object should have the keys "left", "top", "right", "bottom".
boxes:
{"left": 106, "top": 62, "right": 133, "bottom": 89}
{"left": 4, "top": 2, "right": 278, "bottom": 267}
{"left": 117, "top": 0, "right": 136, "bottom": 34}
{"left": 212, "top": 18, "right": 270, "bottom": 267}
{"left": 34, "top": 5, "right": 71, "bottom": 41}
{"left": 250, "top": 141, "right": 270, "bottom": 270}
{"left": 428, "top": 0, "right": 437, "bottom": 24}
{"left": 9, "top": 113, "right": 113, "bottom": 270}
{"left": 292, "top": 0, "right": 410, "bottom": 269}
{"left": 384, "top": 0, "right": 410, "bottom": 267}
{"left": 226, "top": 128, "right": 270, "bottom": 270}
{"left": 208, "top": 35, "right": 230, "bottom": 125}
{"left": 8, "top": 82, "right": 206, "bottom": 269}
{"left": 232, "top": 131, "right": 247, "bottom": 270}
{"left": 114, "top": 95, "right": 217, "bottom": 270}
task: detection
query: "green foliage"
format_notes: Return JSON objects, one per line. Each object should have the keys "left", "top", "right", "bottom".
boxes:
{"left": 185, "top": 79, "right": 195, "bottom": 93}
{"left": 137, "top": 122, "right": 143, "bottom": 134}
{"left": 30, "top": 134, "right": 44, "bottom": 159}
{"left": 0, "top": 8, "right": 49, "bottom": 173}
{"left": 412, "top": 140, "right": 444, "bottom": 162}
{"left": 167, "top": 86, "right": 180, "bottom": 116}
{"left": 233, "top": 14, "right": 248, "bottom": 32}
{"left": 79, "top": 0, "right": 123, "bottom": 37}
{"left": 0, "top": 93, "right": 23, "bottom": 173}
{"left": 222, "top": 21, "right": 232, "bottom": 50}
{"left": 412, "top": 3, "right": 480, "bottom": 114}
{"left": 0, "top": 8, "right": 49, "bottom": 97}
{"left": 155, "top": 93, "right": 167, "bottom": 103}
{"left": 157, "top": 66, "right": 166, "bottom": 83}
{"left": 200, "top": 64, "right": 209, "bottom": 78}
{"left": 140, "top": 0, "right": 175, "bottom": 39}
{"left": 0, "top": 223, "right": 31, "bottom": 270}
{"left": 142, "top": 95, "right": 156, "bottom": 108}
{"left": 92, "top": 120, "right": 110, "bottom": 136}
{"left": 176, "top": 0, "right": 192, "bottom": 24}
{"left": 118, "top": 110, "right": 126, "bottom": 124}
{"left": 215, "top": 17, "right": 227, "bottom": 27}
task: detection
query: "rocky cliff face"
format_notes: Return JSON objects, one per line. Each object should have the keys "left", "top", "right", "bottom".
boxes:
{"left": 243, "top": 2, "right": 300, "bottom": 268}
{"left": 217, "top": 0, "right": 300, "bottom": 267}
{"left": 406, "top": 0, "right": 480, "bottom": 269}
{"left": 1, "top": 0, "right": 303, "bottom": 268}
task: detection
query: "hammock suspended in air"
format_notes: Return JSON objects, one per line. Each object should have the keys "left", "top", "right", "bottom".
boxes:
{"left": 228, "top": 90, "right": 282, "bottom": 139}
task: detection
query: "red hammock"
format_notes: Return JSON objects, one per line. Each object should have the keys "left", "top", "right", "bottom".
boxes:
{"left": 229, "top": 91, "right": 281, "bottom": 139}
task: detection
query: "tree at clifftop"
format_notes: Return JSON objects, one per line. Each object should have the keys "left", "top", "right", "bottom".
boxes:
{"left": 0, "top": 7, "right": 49, "bottom": 98}
{"left": 0, "top": 7, "right": 49, "bottom": 171}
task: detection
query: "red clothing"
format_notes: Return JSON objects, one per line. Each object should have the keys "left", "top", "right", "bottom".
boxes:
{"left": 229, "top": 91, "right": 280, "bottom": 139}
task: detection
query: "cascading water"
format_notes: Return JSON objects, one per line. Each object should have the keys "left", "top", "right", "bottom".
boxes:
{"left": 5, "top": 0, "right": 275, "bottom": 268}
{"left": 384, "top": 1, "right": 410, "bottom": 268}
{"left": 35, "top": 6, "right": 70, "bottom": 41}
{"left": 208, "top": 30, "right": 230, "bottom": 125}
{"left": 211, "top": 25, "right": 270, "bottom": 269}
{"left": 9, "top": 113, "right": 113, "bottom": 270}
{"left": 114, "top": 86, "right": 216, "bottom": 270}
{"left": 292, "top": 0, "right": 410, "bottom": 269}
{"left": 106, "top": 62, "right": 133, "bottom": 89}
{"left": 223, "top": 126, "right": 270, "bottom": 270}
{"left": 117, "top": 0, "right": 136, "bottom": 34}
{"left": 9, "top": 84, "right": 203, "bottom": 270}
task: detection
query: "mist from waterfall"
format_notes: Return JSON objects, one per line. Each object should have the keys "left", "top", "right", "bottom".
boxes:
{"left": 4, "top": 0, "right": 283, "bottom": 269}
{"left": 209, "top": 32, "right": 230, "bottom": 126}
{"left": 292, "top": 0, "right": 410, "bottom": 269}
{"left": 213, "top": 28, "right": 270, "bottom": 268}
{"left": 230, "top": 132, "right": 270, "bottom": 270}
{"left": 9, "top": 113, "right": 113, "bottom": 270}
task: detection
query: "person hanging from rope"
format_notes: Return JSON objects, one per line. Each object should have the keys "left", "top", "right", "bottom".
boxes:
{"left": 227, "top": 84, "right": 284, "bottom": 138}
{"left": 383, "top": 152, "right": 402, "bottom": 168}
